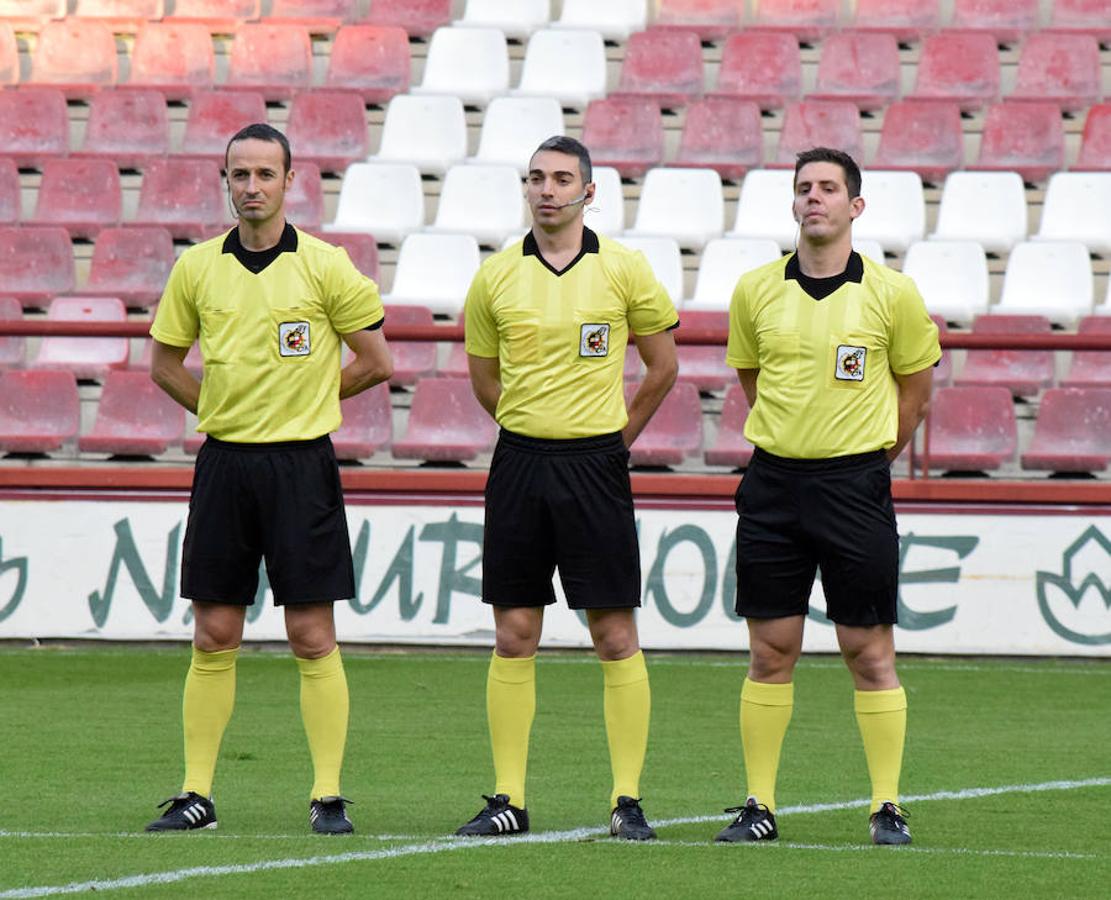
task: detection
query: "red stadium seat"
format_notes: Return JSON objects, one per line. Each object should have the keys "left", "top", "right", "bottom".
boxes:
{"left": 325, "top": 25, "right": 410, "bottom": 105}
{"left": 31, "top": 158, "right": 122, "bottom": 239}
{"left": 33, "top": 296, "right": 129, "bottom": 381}
{"left": 362, "top": 0, "right": 452, "bottom": 39}
{"left": 75, "top": 90, "right": 170, "bottom": 170}
{"left": 1048, "top": 0, "right": 1111, "bottom": 44}
{"left": 955, "top": 314, "right": 1055, "bottom": 398}
{"left": 850, "top": 0, "right": 941, "bottom": 43}
{"left": 951, "top": 0, "right": 1038, "bottom": 45}
{"left": 127, "top": 22, "right": 215, "bottom": 100}
{"left": 713, "top": 31, "right": 801, "bottom": 111}
{"left": 750, "top": 0, "right": 840, "bottom": 42}
{"left": 285, "top": 91, "right": 369, "bottom": 174}
{"left": 165, "top": 0, "right": 260, "bottom": 33}
{"left": 1076, "top": 105, "right": 1111, "bottom": 172}
{"left": 0, "top": 226, "right": 75, "bottom": 308}
{"left": 674, "top": 310, "right": 733, "bottom": 392}
{"left": 264, "top": 0, "right": 358, "bottom": 36}
{"left": 774, "top": 100, "right": 863, "bottom": 166}
{"left": 0, "top": 157, "right": 18, "bottom": 224}
{"left": 28, "top": 19, "right": 118, "bottom": 99}
{"left": 1060, "top": 317, "right": 1111, "bottom": 389}
{"left": 673, "top": 97, "right": 762, "bottom": 183}
{"left": 625, "top": 380, "right": 703, "bottom": 466}
{"left": 333, "top": 382, "right": 392, "bottom": 460}
{"left": 284, "top": 161, "right": 323, "bottom": 231}
{"left": 704, "top": 382, "right": 754, "bottom": 468}
{"left": 438, "top": 341, "right": 469, "bottom": 379}
{"left": 0, "top": 0, "right": 65, "bottom": 34}
{"left": 614, "top": 27, "right": 704, "bottom": 109}
{"left": 79, "top": 369, "right": 185, "bottom": 456}
{"left": 872, "top": 100, "right": 963, "bottom": 185}
{"left": 178, "top": 91, "right": 267, "bottom": 164}
{"left": 926, "top": 386, "right": 1016, "bottom": 472}
{"left": 133, "top": 158, "right": 223, "bottom": 241}
{"left": 1021, "top": 388, "right": 1111, "bottom": 473}
{"left": 581, "top": 98, "right": 664, "bottom": 180}
{"left": 84, "top": 226, "right": 175, "bottom": 308}
{"left": 909, "top": 31, "right": 1000, "bottom": 112}
{"left": 74, "top": 0, "right": 164, "bottom": 34}
{"left": 809, "top": 30, "right": 900, "bottom": 112}
{"left": 654, "top": 0, "right": 743, "bottom": 41}
{"left": 392, "top": 377, "right": 496, "bottom": 463}
{"left": 931, "top": 315, "right": 953, "bottom": 386}
{"left": 0, "top": 296, "right": 24, "bottom": 368}
{"left": 0, "top": 22, "right": 17, "bottom": 86}
{"left": 381, "top": 304, "right": 437, "bottom": 387}
{"left": 311, "top": 230, "right": 380, "bottom": 281}
{"left": 224, "top": 23, "right": 312, "bottom": 101}
{"left": 972, "top": 102, "right": 1064, "bottom": 185}
{"left": 0, "top": 370, "right": 79, "bottom": 454}
{"left": 0, "top": 88, "right": 68, "bottom": 170}
{"left": 1009, "top": 34, "right": 1101, "bottom": 114}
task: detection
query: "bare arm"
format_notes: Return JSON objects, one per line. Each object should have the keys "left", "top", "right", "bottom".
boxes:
{"left": 150, "top": 340, "right": 200, "bottom": 414}
{"left": 889, "top": 365, "right": 934, "bottom": 462}
{"left": 467, "top": 354, "right": 501, "bottom": 420}
{"left": 340, "top": 327, "right": 393, "bottom": 398}
{"left": 736, "top": 367, "right": 759, "bottom": 409}
{"left": 624, "top": 329, "right": 679, "bottom": 448}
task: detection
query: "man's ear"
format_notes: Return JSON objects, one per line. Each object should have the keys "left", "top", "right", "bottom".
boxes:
{"left": 849, "top": 195, "right": 865, "bottom": 220}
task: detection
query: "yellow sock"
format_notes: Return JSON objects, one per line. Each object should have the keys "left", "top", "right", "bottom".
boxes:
{"left": 182, "top": 646, "right": 238, "bottom": 797}
{"left": 487, "top": 653, "right": 536, "bottom": 809}
{"left": 855, "top": 686, "right": 907, "bottom": 813}
{"left": 297, "top": 646, "right": 349, "bottom": 801}
{"left": 602, "top": 650, "right": 651, "bottom": 808}
{"left": 740, "top": 678, "right": 794, "bottom": 813}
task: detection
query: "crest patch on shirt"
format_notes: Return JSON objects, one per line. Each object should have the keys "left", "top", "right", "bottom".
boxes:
{"left": 835, "top": 344, "right": 867, "bottom": 381}
{"left": 279, "top": 321, "right": 311, "bottom": 357}
{"left": 580, "top": 323, "right": 610, "bottom": 357}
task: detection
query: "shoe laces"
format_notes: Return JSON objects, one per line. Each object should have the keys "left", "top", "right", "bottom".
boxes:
{"left": 616, "top": 797, "right": 648, "bottom": 827}
{"left": 479, "top": 794, "right": 511, "bottom": 814}
{"left": 723, "top": 799, "right": 772, "bottom": 824}
{"left": 315, "top": 796, "right": 353, "bottom": 810}
{"left": 157, "top": 792, "right": 202, "bottom": 812}
{"left": 873, "top": 801, "right": 909, "bottom": 824}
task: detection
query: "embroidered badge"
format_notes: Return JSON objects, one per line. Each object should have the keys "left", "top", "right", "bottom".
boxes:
{"left": 835, "top": 344, "right": 866, "bottom": 381}
{"left": 580, "top": 323, "right": 610, "bottom": 357}
{"left": 279, "top": 321, "right": 311, "bottom": 357}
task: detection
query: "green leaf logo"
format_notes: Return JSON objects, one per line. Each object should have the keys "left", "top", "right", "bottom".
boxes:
{"left": 1035, "top": 526, "right": 1111, "bottom": 646}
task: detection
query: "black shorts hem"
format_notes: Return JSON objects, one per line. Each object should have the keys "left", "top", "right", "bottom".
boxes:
{"left": 481, "top": 595, "right": 641, "bottom": 611}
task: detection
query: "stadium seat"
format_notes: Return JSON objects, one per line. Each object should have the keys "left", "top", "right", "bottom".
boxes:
{"left": 164, "top": 0, "right": 260, "bottom": 33}
{"left": 902, "top": 240, "right": 989, "bottom": 325}
{"left": 930, "top": 314, "right": 953, "bottom": 386}
{"left": 704, "top": 383, "right": 754, "bottom": 468}
{"left": 426, "top": 164, "right": 525, "bottom": 248}
{"left": 654, "top": 0, "right": 743, "bottom": 41}
{"left": 713, "top": 32, "right": 801, "bottom": 111}
{"left": 774, "top": 101, "right": 864, "bottom": 167}
{"left": 284, "top": 161, "right": 323, "bottom": 231}
{"left": 0, "top": 22, "right": 16, "bottom": 86}
{"left": 673, "top": 310, "right": 733, "bottom": 392}
{"left": 383, "top": 233, "right": 481, "bottom": 315}
{"left": 854, "top": 239, "right": 885, "bottom": 263}
{"left": 0, "top": 370, "right": 80, "bottom": 454}
{"left": 955, "top": 314, "right": 1055, "bottom": 397}
{"left": 613, "top": 27, "right": 704, "bottom": 109}
{"left": 285, "top": 91, "right": 369, "bottom": 174}
{"left": 391, "top": 377, "right": 496, "bottom": 462}
{"left": 127, "top": 22, "right": 214, "bottom": 100}
{"left": 178, "top": 91, "right": 267, "bottom": 164}
{"left": 30, "top": 159, "right": 121, "bottom": 239}
{"left": 1076, "top": 105, "right": 1111, "bottom": 172}
{"left": 324, "top": 25, "right": 410, "bottom": 105}
{"left": 1035, "top": 172, "right": 1111, "bottom": 256}
{"left": 871, "top": 100, "right": 963, "bottom": 186}
{"left": 0, "top": 296, "right": 24, "bottom": 368}
{"left": 1061, "top": 317, "right": 1111, "bottom": 389}
{"left": 0, "top": 226, "right": 75, "bottom": 308}
{"left": 684, "top": 238, "right": 782, "bottom": 312}
{"left": 470, "top": 97, "right": 564, "bottom": 171}
{"left": 362, "top": 0, "right": 452, "bottom": 39}
{"left": 513, "top": 28, "right": 607, "bottom": 110}
{"left": 0, "top": 0, "right": 65, "bottom": 34}
{"left": 224, "top": 23, "right": 312, "bottom": 101}
{"left": 78, "top": 369, "right": 185, "bottom": 457}
{"left": 132, "top": 158, "right": 223, "bottom": 241}
{"left": 553, "top": 0, "right": 647, "bottom": 41}
{"left": 0, "top": 158, "right": 18, "bottom": 224}
{"left": 372, "top": 94, "right": 467, "bottom": 176}
{"left": 74, "top": 0, "right": 163, "bottom": 33}
{"left": 852, "top": 171, "right": 925, "bottom": 253}
{"left": 323, "top": 162, "right": 423, "bottom": 245}
{"left": 909, "top": 31, "right": 1000, "bottom": 112}
{"left": 1048, "top": 0, "right": 1111, "bottom": 43}
{"left": 437, "top": 341, "right": 471, "bottom": 380}
{"left": 1021, "top": 388, "right": 1111, "bottom": 474}
{"left": 263, "top": 0, "right": 358, "bottom": 35}
{"left": 583, "top": 166, "right": 625, "bottom": 236}
{"left": 625, "top": 380, "right": 702, "bottom": 466}
{"left": 673, "top": 97, "right": 763, "bottom": 184}
{"left": 931, "top": 171, "right": 1027, "bottom": 254}
{"left": 28, "top": 19, "right": 118, "bottom": 99}
{"left": 615, "top": 236, "right": 684, "bottom": 305}
{"left": 332, "top": 382, "right": 392, "bottom": 460}
{"left": 1008, "top": 33, "right": 1100, "bottom": 113}
{"left": 727, "top": 168, "right": 797, "bottom": 250}
{"left": 84, "top": 226, "right": 175, "bottom": 308}
{"left": 950, "top": 0, "right": 1038, "bottom": 44}
{"left": 33, "top": 296, "right": 129, "bottom": 381}
{"left": 413, "top": 26, "right": 509, "bottom": 107}
{"left": 850, "top": 0, "right": 941, "bottom": 43}
{"left": 749, "top": 0, "right": 840, "bottom": 42}
{"left": 75, "top": 90, "right": 170, "bottom": 170}
{"left": 381, "top": 304, "right": 437, "bottom": 387}
{"left": 313, "top": 230, "right": 379, "bottom": 280}
{"left": 453, "top": 0, "right": 550, "bottom": 40}
{"left": 0, "top": 89, "right": 68, "bottom": 170}
{"left": 625, "top": 167, "right": 724, "bottom": 251}
{"left": 995, "top": 241, "right": 1093, "bottom": 325}
{"left": 809, "top": 31, "right": 901, "bottom": 111}
{"left": 972, "top": 102, "right": 1064, "bottom": 185}
{"left": 925, "top": 386, "right": 1016, "bottom": 473}
{"left": 581, "top": 98, "right": 665, "bottom": 180}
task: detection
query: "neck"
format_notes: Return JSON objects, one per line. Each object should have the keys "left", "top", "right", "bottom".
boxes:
{"left": 796, "top": 235, "right": 854, "bottom": 278}
{"left": 532, "top": 219, "right": 584, "bottom": 258}
{"left": 237, "top": 216, "right": 286, "bottom": 252}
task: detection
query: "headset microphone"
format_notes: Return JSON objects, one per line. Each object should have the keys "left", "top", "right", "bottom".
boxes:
{"left": 554, "top": 191, "right": 589, "bottom": 209}
{"left": 227, "top": 184, "right": 239, "bottom": 220}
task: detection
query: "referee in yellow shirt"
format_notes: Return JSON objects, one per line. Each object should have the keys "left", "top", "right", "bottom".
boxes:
{"left": 455, "top": 136, "right": 679, "bottom": 840}
{"left": 145, "top": 124, "right": 392, "bottom": 835}
{"left": 716, "top": 148, "right": 939, "bottom": 846}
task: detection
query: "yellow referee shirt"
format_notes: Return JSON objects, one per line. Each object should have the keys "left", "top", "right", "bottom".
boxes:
{"left": 726, "top": 252, "right": 940, "bottom": 458}
{"left": 465, "top": 227, "right": 678, "bottom": 439}
{"left": 150, "top": 224, "right": 385, "bottom": 443}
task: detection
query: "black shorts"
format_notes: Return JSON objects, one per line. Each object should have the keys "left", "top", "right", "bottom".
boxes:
{"left": 481, "top": 429, "right": 641, "bottom": 610}
{"left": 182, "top": 435, "right": 355, "bottom": 606}
{"left": 734, "top": 447, "right": 898, "bottom": 627}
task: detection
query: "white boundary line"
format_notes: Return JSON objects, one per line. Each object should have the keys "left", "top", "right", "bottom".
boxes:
{"left": 2, "top": 777, "right": 1108, "bottom": 898}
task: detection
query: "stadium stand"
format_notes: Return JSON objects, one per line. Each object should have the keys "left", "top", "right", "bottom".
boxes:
{"left": 0, "top": 227, "right": 75, "bottom": 309}
{"left": 314, "top": 230, "right": 379, "bottom": 280}
{"left": 164, "top": 0, "right": 259, "bottom": 33}
{"left": 263, "top": 0, "right": 358, "bottom": 35}
{"left": 333, "top": 383, "right": 392, "bottom": 460}
{"left": 673, "top": 310, "right": 733, "bottom": 392}
{"left": 995, "top": 241, "right": 1093, "bottom": 325}
{"left": 704, "top": 383, "right": 754, "bottom": 468}
{"left": 713, "top": 31, "right": 801, "bottom": 111}
{"left": 625, "top": 380, "right": 703, "bottom": 467}
{"left": 0, "top": 22, "right": 15, "bottom": 86}
{"left": 324, "top": 25, "right": 410, "bottom": 104}
{"left": 926, "top": 386, "right": 1017, "bottom": 474}
{"left": 931, "top": 171, "right": 1027, "bottom": 254}
{"left": 653, "top": 0, "right": 742, "bottom": 40}
{"left": 372, "top": 94, "right": 468, "bottom": 176}
{"left": 554, "top": 0, "right": 647, "bottom": 42}
{"left": 362, "top": 0, "right": 453, "bottom": 39}
{"left": 727, "top": 168, "right": 797, "bottom": 249}
{"left": 83, "top": 226, "right": 175, "bottom": 308}
{"left": 513, "top": 28, "right": 607, "bottom": 109}
{"left": 391, "top": 377, "right": 496, "bottom": 463}
{"left": 1076, "top": 105, "right": 1111, "bottom": 172}
{"left": 931, "top": 314, "right": 953, "bottom": 386}
{"left": 126, "top": 22, "right": 214, "bottom": 100}
{"left": 972, "top": 102, "right": 1065, "bottom": 185}
{"left": 684, "top": 237, "right": 782, "bottom": 312}
{"left": 28, "top": 19, "right": 118, "bottom": 99}
{"left": 582, "top": 166, "right": 625, "bottom": 236}
{"left": 75, "top": 90, "right": 170, "bottom": 170}
{"left": 132, "top": 158, "right": 224, "bottom": 241}
{"left": 871, "top": 100, "right": 963, "bottom": 186}
{"left": 1008, "top": 33, "right": 1101, "bottom": 113}
{"left": 615, "top": 236, "right": 684, "bottom": 305}
{"left": 1061, "top": 317, "right": 1111, "bottom": 389}
{"left": 0, "top": 89, "right": 68, "bottom": 169}
{"left": 73, "top": 0, "right": 163, "bottom": 33}
{"left": 852, "top": 170, "right": 926, "bottom": 254}
{"left": 673, "top": 97, "right": 763, "bottom": 183}
{"left": 469, "top": 97, "right": 564, "bottom": 170}
{"left": 854, "top": 239, "right": 885, "bottom": 263}
{"left": 437, "top": 341, "right": 469, "bottom": 379}
{"left": 426, "top": 164, "right": 525, "bottom": 248}
{"left": 902, "top": 240, "right": 990, "bottom": 325}
{"left": 625, "top": 167, "right": 724, "bottom": 251}
{"left": 581, "top": 97, "right": 665, "bottom": 179}
{"left": 1021, "top": 388, "right": 1111, "bottom": 474}
{"left": 224, "top": 23, "right": 313, "bottom": 101}
{"left": 1035, "top": 173, "right": 1111, "bottom": 256}
{"left": 849, "top": 0, "right": 941, "bottom": 42}
{"left": 774, "top": 100, "right": 864, "bottom": 167}
{"left": 453, "top": 0, "right": 550, "bottom": 40}
{"left": 324, "top": 162, "right": 423, "bottom": 245}
{"left": 285, "top": 91, "right": 369, "bottom": 174}
{"left": 955, "top": 314, "right": 1055, "bottom": 397}
{"left": 613, "top": 27, "right": 704, "bottom": 109}
{"left": 1048, "top": 0, "right": 1111, "bottom": 43}
{"left": 78, "top": 369, "right": 185, "bottom": 457}
{"left": 950, "top": 0, "right": 1039, "bottom": 44}
{"left": 749, "top": 0, "right": 840, "bottom": 41}
{"left": 32, "top": 296, "right": 129, "bottom": 381}
{"left": 0, "top": 370, "right": 80, "bottom": 454}
{"left": 382, "top": 233, "right": 480, "bottom": 315}
{"left": 0, "top": 158, "right": 18, "bottom": 224}
{"left": 809, "top": 30, "right": 901, "bottom": 111}
{"left": 413, "top": 26, "right": 509, "bottom": 107}
{"left": 284, "top": 161, "right": 323, "bottom": 230}
{"left": 0, "top": 297, "right": 23, "bottom": 368}
{"left": 30, "top": 159, "right": 121, "bottom": 239}
{"left": 0, "top": 0, "right": 65, "bottom": 33}
{"left": 178, "top": 91, "right": 268, "bottom": 163}
{"left": 909, "top": 31, "right": 1000, "bottom": 111}
{"left": 380, "top": 304, "right": 437, "bottom": 387}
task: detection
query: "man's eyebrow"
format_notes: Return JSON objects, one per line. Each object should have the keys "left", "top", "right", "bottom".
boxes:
{"left": 527, "top": 169, "right": 576, "bottom": 178}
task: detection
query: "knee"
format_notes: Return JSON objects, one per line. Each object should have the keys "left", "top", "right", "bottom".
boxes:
{"left": 843, "top": 647, "right": 897, "bottom": 689}
{"left": 193, "top": 610, "right": 243, "bottom": 652}
{"left": 495, "top": 623, "right": 540, "bottom": 658}
{"left": 748, "top": 640, "right": 799, "bottom": 682}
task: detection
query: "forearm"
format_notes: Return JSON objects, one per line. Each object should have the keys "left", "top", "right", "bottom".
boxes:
{"left": 623, "top": 359, "right": 678, "bottom": 447}
{"left": 339, "top": 356, "right": 391, "bottom": 398}
{"left": 151, "top": 361, "right": 200, "bottom": 415}
{"left": 887, "top": 395, "right": 929, "bottom": 462}
{"left": 472, "top": 378, "right": 501, "bottom": 419}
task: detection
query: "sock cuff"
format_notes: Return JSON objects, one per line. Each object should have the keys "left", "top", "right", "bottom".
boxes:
{"left": 295, "top": 645, "right": 343, "bottom": 675}
{"left": 600, "top": 650, "right": 648, "bottom": 687}
{"left": 191, "top": 645, "right": 239, "bottom": 671}
{"left": 741, "top": 677, "right": 794, "bottom": 707}
{"left": 854, "top": 686, "right": 907, "bottom": 714}
{"left": 490, "top": 652, "right": 536, "bottom": 684}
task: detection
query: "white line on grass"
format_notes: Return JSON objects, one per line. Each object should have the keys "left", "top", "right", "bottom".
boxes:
{"left": 661, "top": 840, "right": 1101, "bottom": 861}
{"left": 0, "top": 831, "right": 419, "bottom": 842}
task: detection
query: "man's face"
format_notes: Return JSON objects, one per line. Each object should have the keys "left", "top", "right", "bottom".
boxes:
{"left": 526, "top": 150, "right": 592, "bottom": 230}
{"left": 792, "top": 161, "right": 864, "bottom": 243}
{"left": 226, "top": 138, "right": 293, "bottom": 224}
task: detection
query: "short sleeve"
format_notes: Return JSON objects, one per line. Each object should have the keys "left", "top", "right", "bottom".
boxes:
{"left": 464, "top": 266, "right": 499, "bottom": 358}
{"left": 624, "top": 251, "right": 678, "bottom": 335}
{"left": 889, "top": 279, "right": 942, "bottom": 375}
{"left": 324, "top": 247, "right": 385, "bottom": 334}
{"left": 725, "top": 277, "right": 759, "bottom": 369}
{"left": 150, "top": 253, "right": 199, "bottom": 348}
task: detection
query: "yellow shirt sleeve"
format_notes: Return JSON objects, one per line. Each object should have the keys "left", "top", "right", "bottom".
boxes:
{"left": 889, "top": 279, "right": 942, "bottom": 375}
{"left": 149, "top": 251, "right": 199, "bottom": 348}
{"left": 625, "top": 251, "right": 678, "bottom": 335}
{"left": 464, "top": 266, "right": 498, "bottom": 358}
{"left": 324, "top": 246, "right": 385, "bottom": 333}
{"left": 725, "top": 276, "right": 758, "bottom": 369}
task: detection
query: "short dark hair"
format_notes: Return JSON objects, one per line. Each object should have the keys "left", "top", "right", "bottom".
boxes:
{"left": 794, "top": 147, "right": 861, "bottom": 199}
{"left": 531, "top": 135, "right": 592, "bottom": 184}
{"left": 225, "top": 123, "right": 292, "bottom": 174}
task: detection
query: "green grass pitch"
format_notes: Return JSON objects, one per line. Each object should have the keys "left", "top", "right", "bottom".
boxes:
{"left": 1, "top": 646, "right": 1108, "bottom": 898}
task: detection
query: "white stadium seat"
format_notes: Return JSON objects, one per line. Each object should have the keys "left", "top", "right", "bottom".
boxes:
{"left": 453, "top": 0, "right": 550, "bottom": 40}
{"left": 412, "top": 26, "right": 509, "bottom": 106}
{"left": 553, "top": 0, "right": 647, "bottom": 41}
{"left": 616, "top": 235, "right": 684, "bottom": 304}
{"left": 852, "top": 170, "right": 926, "bottom": 253}
{"left": 901, "top": 240, "right": 990, "bottom": 325}
{"left": 323, "top": 162, "right": 424, "bottom": 245}
{"left": 625, "top": 167, "right": 724, "bottom": 251}
{"left": 1035, "top": 172, "right": 1111, "bottom": 256}
{"left": 931, "top": 171, "right": 1027, "bottom": 254}
{"left": 382, "top": 233, "right": 481, "bottom": 316}
{"left": 426, "top": 164, "right": 525, "bottom": 247}
{"left": 469, "top": 96, "right": 565, "bottom": 171}
{"left": 727, "top": 169, "right": 797, "bottom": 250}
{"left": 996, "top": 241, "right": 1094, "bottom": 326}
{"left": 371, "top": 94, "right": 467, "bottom": 176}
{"left": 514, "top": 28, "right": 607, "bottom": 109}
{"left": 684, "top": 238, "right": 782, "bottom": 312}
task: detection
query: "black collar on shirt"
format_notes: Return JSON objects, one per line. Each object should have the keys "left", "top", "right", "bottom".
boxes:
{"left": 222, "top": 222, "right": 298, "bottom": 274}
{"left": 785, "top": 250, "right": 864, "bottom": 301}
{"left": 522, "top": 225, "right": 600, "bottom": 277}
